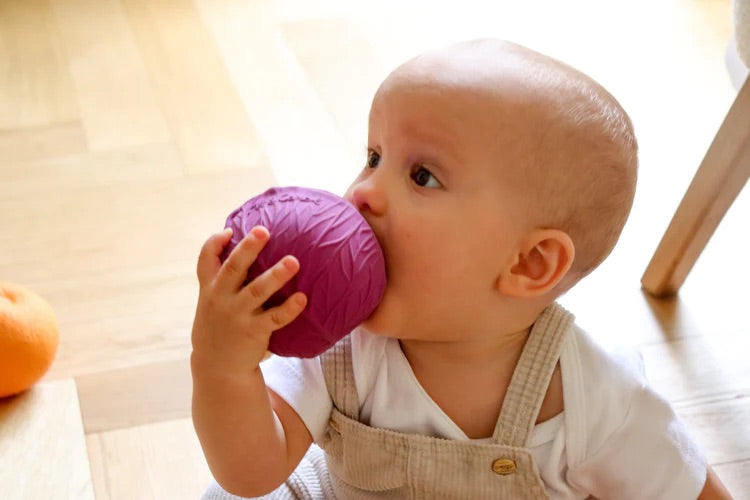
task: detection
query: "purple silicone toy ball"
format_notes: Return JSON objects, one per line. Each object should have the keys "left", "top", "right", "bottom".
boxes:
{"left": 221, "top": 186, "right": 387, "bottom": 358}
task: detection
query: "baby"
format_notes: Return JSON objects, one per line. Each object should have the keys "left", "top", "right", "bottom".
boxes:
{"left": 191, "top": 39, "right": 731, "bottom": 499}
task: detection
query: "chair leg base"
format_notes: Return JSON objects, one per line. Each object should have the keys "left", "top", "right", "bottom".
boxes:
{"left": 641, "top": 76, "right": 750, "bottom": 297}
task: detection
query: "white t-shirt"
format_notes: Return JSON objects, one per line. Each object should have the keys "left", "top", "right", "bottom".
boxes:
{"left": 261, "top": 325, "right": 706, "bottom": 499}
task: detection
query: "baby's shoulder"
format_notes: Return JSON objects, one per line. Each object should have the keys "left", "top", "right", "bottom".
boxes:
{"left": 561, "top": 326, "right": 652, "bottom": 453}
{"left": 565, "top": 325, "right": 647, "bottom": 393}
{"left": 561, "top": 326, "right": 707, "bottom": 497}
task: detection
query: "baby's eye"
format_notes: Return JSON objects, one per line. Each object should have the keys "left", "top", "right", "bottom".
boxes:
{"left": 411, "top": 166, "right": 441, "bottom": 189}
{"left": 366, "top": 150, "right": 380, "bottom": 168}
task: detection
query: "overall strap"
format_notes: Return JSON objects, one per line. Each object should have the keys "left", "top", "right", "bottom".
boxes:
{"left": 320, "top": 334, "right": 360, "bottom": 420}
{"left": 493, "top": 302, "right": 574, "bottom": 448}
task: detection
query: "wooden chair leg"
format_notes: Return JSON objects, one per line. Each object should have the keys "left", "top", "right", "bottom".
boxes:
{"left": 641, "top": 76, "right": 750, "bottom": 297}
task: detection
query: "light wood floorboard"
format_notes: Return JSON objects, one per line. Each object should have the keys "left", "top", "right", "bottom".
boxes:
{"left": 86, "top": 418, "right": 212, "bottom": 500}
{"left": 0, "top": 0, "right": 80, "bottom": 129}
{"left": 0, "top": 379, "right": 94, "bottom": 499}
{"left": 121, "top": 0, "right": 265, "bottom": 174}
{"left": 77, "top": 358, "right": 192, "bottom": 434}
{"left": 194, "top": 0, "right": 356, "bottom": 194}
{"left": 0, "top": 122, "right": 88, "bottom": 164}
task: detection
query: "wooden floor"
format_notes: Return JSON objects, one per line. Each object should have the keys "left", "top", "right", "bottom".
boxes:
{"left": 1, "top": 0, "right": 748, "bottom": 498}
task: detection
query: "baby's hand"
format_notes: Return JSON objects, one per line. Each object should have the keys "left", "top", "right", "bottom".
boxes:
{"left": 191, "top": 226, "right": 307, "bottom": 375}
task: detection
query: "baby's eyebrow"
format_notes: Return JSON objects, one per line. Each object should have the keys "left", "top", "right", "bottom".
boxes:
{"left": 419, "top": 140, "right": 461, "bottom": 172}
{"left": 420, "top": 124, "right": 464, "bottom": 161}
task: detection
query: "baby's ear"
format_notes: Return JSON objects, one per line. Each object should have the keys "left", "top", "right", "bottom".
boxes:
{"left": 497, "top": 229, "right": 575, "bottom": 298}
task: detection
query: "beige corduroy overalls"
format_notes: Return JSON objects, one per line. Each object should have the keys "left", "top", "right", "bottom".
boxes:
{"left": 203, "top": 303, "right": 572, "bottom": 500}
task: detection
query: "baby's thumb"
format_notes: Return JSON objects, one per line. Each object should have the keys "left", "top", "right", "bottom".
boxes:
{"left": 196, "top": 228, "right": 233, "bottom": 285}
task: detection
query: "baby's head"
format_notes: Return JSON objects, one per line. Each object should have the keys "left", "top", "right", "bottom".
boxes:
{"left": 345, "top": 39, "right": 637, "bottom": 338}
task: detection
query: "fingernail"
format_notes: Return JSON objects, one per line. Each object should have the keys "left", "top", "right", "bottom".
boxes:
{"left": 251, "top": 226, "right": 268, "bottom": 239}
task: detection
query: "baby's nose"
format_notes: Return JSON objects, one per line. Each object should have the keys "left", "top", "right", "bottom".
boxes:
{"left": 349, "top": 175, "right": 386, "bottom": 217}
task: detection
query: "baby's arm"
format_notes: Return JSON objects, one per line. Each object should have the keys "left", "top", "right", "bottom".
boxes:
{"left": 191, "top": 227, "right": 313, "bottom": 496}
{"left": 698, "top": 467, "right": 732, "bottom": 499}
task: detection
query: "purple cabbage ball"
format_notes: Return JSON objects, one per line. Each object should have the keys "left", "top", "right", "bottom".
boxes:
{"left": 221, "top": 186, "right": 386, "bottom": 358}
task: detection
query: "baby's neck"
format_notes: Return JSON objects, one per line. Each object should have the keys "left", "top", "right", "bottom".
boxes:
{"left": 399, "top": 326, "right": 531, "bottom": 371}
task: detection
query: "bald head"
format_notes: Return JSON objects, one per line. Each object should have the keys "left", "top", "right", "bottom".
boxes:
{"left": 379, "top": 39, "right": 638, "bottom": 285}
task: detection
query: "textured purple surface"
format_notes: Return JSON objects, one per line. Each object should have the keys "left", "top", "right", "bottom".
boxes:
{"left": 221, "top": 187, "right": 386, "bottom": 358}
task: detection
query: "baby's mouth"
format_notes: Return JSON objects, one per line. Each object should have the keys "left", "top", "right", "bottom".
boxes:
{"left": 370, "top": 230, "right": 385, "bottom": 257}
{"left": 364, "top": 223, "right": 388, "bottom": 278}
{"left": 347, "top": 197, "right": 388, "bottom": 276}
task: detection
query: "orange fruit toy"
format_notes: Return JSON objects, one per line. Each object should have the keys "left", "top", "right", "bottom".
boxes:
{"left": 0, "top": 282, "right": 60, "bottom": 398}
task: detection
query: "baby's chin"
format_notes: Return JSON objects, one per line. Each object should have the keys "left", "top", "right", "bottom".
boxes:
{"left": 358, "top": 305, "right": 398, "bottom": 338}
{"left": 359, "top": 314, "right": 385, "bottom": 334}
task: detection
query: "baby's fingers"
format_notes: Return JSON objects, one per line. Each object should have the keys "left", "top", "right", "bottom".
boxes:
{"left": 197, "top": 228, "right": 233, "bottom": 286}
{"left": 241, "top": 255, "right": 301, "bottom": 306}
{"left": 217, "top": 226, "right": 270, "bottom": 291}
{"left": 262, "top": 292, "right": 307, "bottom": 332}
